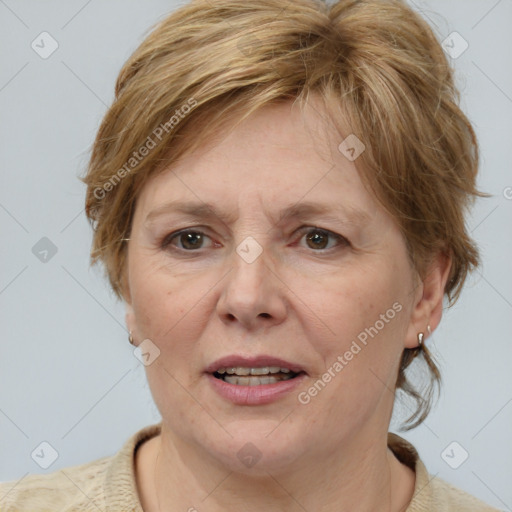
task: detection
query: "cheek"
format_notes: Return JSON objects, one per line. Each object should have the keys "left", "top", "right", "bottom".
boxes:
{"left": 288, "top": 261, "right": 409, "bottom": 416}
{"left": 129, "top": 255, "right": 211, "bottom": 350}
{"left": 291, "top": 261, "right": 404, "bottom": 349}
{"left": 293, "top": 268, "right": 408, "bottom": 426}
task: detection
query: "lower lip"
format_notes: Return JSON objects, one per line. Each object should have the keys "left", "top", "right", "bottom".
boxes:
{"left": 206, "top": 373, "right": 307, "bottom": 405}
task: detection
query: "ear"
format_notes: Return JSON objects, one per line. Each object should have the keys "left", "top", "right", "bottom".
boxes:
{"left": 404, "top": 251, "right": 452, "bottom": 349}
{"left": 125, "top": 302, "right": 136, "bottom": 336}
{"left": 123, "top": 278, "right": 137, "bottom": 337}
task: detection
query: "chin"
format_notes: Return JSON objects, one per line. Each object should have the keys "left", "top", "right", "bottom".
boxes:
{"left": 199, "top": 421, "right": 309, "bottom": 475}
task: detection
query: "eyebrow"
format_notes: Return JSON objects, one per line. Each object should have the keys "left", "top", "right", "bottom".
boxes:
{"left": 145, "top": 201, "right": 238, "bottom": 226}
{"left": 275, "top": 202, "right": 371, "bottom": 226}
{"left": 144, "top": 200, "right": 371, "bottom": 227}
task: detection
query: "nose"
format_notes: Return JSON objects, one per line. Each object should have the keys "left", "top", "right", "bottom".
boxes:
{"left": 216, "top": 245, "right": 287, "bottom": 331}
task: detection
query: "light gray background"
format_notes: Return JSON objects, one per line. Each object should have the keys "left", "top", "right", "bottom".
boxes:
{"left": 0, "top": 0, "right": 511, "bottom": 509}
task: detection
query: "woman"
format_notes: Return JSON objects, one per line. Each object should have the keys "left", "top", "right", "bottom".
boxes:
{"left": 0, "top": 0, "right": 501, "bottom": 510}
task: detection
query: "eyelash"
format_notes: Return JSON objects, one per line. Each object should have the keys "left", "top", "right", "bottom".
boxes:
{"left": 160, "top": 227, "right": 350, "bottom": 253}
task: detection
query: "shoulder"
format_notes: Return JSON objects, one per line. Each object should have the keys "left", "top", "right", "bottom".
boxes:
{"left": 0, "top": 423, "right": 161, "bottom": 512}
{"left": 426, "top": 477, "right": 502, "bottom": 511}
{"left": 387, "top": 433, "right": 502, "bottom": 512}
{"left": 0, "top": 455, "right": 112, "bottom": 512}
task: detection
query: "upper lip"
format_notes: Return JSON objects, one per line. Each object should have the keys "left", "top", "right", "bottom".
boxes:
{"left": 205, "top": 355, "right": 306, "bottom": 374}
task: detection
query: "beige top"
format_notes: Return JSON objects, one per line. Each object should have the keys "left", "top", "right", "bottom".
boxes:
{"left": 0, "top": 423, "right": 500, "bottom": 511}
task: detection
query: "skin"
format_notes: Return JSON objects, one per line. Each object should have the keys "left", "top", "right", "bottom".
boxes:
{"left": 125, "top": 98, "right": 451, "bottom": 511}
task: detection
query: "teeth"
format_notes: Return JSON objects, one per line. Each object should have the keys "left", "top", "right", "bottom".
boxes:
{"left": 223, "top": 374, "right": 295, "bottom": 385}
{"left": 250, "top": 367, "right": 270, "bottom": 375}
{"left": 216, "top": 366, "right": 293, "bottom": 376}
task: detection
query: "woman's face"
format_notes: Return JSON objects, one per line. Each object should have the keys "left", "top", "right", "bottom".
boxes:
{"left": 126, "top": 100, "right": 425, "bottom": 472}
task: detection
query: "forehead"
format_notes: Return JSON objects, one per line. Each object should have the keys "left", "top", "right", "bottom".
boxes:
{"left": 136, "top": 100, "right": 380, "bottom": 222}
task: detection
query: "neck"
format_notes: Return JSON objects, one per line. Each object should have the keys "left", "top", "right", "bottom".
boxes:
{"left": 138, "top": 424, "right": 414, "bottom": 512}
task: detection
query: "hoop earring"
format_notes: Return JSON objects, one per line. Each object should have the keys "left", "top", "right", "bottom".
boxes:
{"left": 427, "top": 324, "right": 432, "bottom": 336}
{"left": 417, "top": 332, "right": 424, "bottom": 346}
{"left": 128, "top": 331, "right": 135, "bottom": 346}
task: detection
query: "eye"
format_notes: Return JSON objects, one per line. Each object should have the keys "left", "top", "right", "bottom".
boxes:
{"left": 161, "top": 229, "right": 214, "bottom": 251}
{"left": 297, "top": 227, "right": 348, "bottom": 251}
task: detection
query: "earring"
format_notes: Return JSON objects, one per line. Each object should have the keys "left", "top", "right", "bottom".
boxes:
{"left": 128, "top": 331, "right": 135, "bottom": 345}
{"left": 417, "top": 332, "right": 424, "bottom": 346}
{"left": 427, "top": 324, "right": 432, "bottom": 336}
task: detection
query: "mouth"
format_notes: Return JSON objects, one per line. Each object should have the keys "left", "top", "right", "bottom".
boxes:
{"left": 205, "top": 355, "right": 307, "bottom": 405}
{"left": 213, "top": 366, "right": 302, "bottom": 386}
{"left": 206, "top": 355, "right": 307, "bottom": 386}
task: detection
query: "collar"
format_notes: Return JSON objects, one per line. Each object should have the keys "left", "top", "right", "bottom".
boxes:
{"left": 102, "top": 424, "right": 431, "bottom": 511}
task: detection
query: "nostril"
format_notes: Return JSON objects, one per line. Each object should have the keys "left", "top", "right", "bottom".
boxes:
{"left": 222, "top": 312, "right": 272, "bottom": 324}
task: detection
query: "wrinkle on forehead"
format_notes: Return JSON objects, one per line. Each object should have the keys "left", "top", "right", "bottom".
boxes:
{"left": 135, "top": 98, "right": 390, "bottom": 238}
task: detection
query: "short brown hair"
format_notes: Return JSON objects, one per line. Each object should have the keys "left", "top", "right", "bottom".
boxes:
{"left": 83, "top": 0, "right": 483, "bottom": 428}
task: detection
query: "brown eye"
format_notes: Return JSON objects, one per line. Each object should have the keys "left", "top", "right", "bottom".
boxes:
{"left": 305, "top": 230, "right": 329, "bottom": 249}
{"left": 300, "top": 228, "right": 348, "bottom": 251}
{"left": 162, "top": 230, "right": 212, "bottom": 251}
{"left": 180, "top": 231, "right": 204, "bottom": 249}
